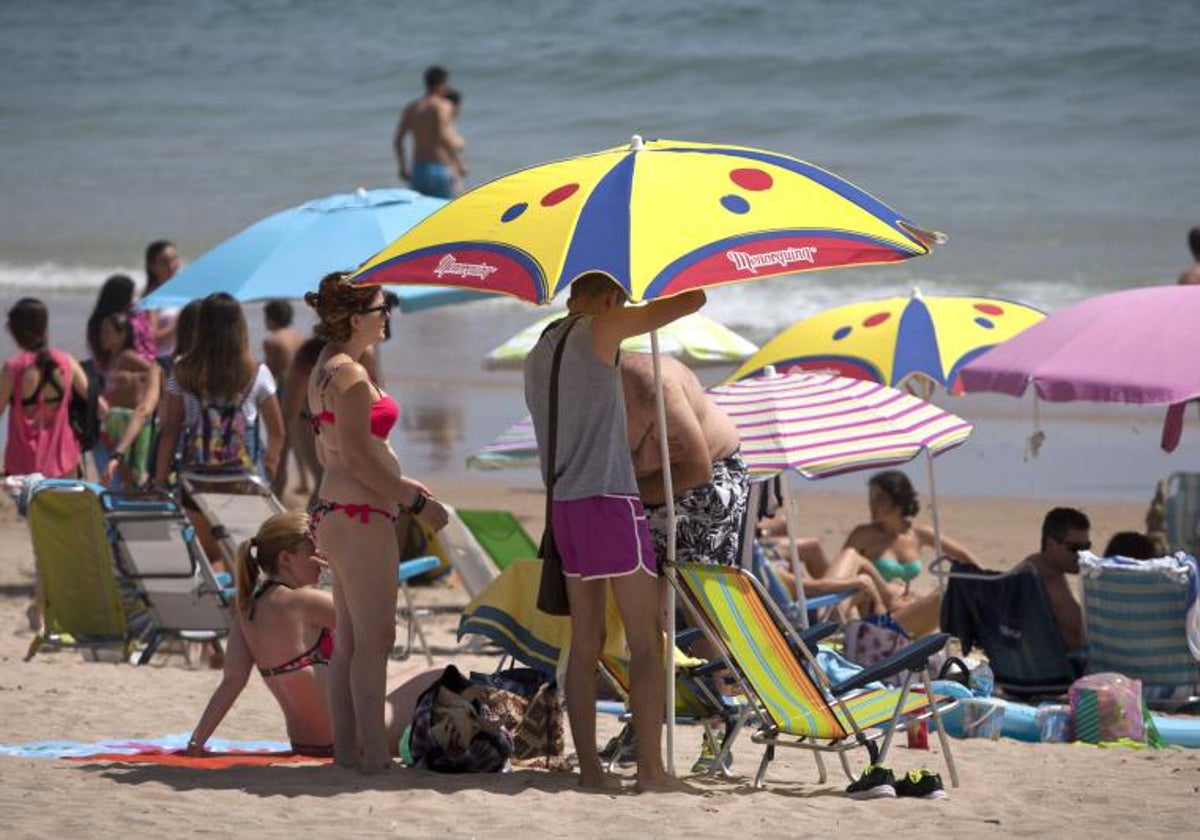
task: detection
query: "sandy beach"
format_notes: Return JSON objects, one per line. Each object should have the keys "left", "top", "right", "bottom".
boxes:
{"left": 2, "top": 476, "right": 1197, "bottom": 839}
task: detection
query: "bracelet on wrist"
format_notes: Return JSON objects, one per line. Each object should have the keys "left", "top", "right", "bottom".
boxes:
{"left": 408, "top": 492, "right": 428, "bottom": 515}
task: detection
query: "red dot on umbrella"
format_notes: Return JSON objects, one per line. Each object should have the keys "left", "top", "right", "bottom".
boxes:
{"left": 729, "top": 168, "right": 773, "bottom": 191}
{"left": 541, "top": 183, "right": 580, "bottom": 207}
{"left": 862, "top": 312, "right": 891, "bottom": 328}
{"left": 974, "top": 303, "right": 1004, "bottom": 316}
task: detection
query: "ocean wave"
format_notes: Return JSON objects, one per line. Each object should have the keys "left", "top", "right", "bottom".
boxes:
{"left": 0, "top": 262, "right": 141, "bottom": 294}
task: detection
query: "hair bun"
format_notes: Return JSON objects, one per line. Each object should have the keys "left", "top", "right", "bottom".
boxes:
{"left": 303, "top": 291, "right": 321, "bottom": 308}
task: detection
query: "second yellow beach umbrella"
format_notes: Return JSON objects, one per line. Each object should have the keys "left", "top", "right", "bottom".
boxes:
{"left": 731, "top": 288, "right": 1045, "bottom": 394}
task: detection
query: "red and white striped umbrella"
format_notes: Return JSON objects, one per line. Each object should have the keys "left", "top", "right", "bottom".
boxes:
{"left": 710, "top": 368, "right": 972, "bottom": 478}
{"left": 469, "top": 368, "right": 970, "bottom": 477}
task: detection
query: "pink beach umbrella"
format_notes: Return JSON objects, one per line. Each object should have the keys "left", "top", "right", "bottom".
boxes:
{"left": 959, "top": 285, "right": 1200, "bottom": 452}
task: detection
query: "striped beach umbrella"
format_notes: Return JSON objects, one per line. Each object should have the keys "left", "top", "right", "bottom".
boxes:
{"left": 469, "top": 370, "right": 970, "bottom": 476}
{"left": 483, "top": 310, "right": 757, "bottom": 371}
{"left": 708, "top": 369, "right": 973, "bottom": 478}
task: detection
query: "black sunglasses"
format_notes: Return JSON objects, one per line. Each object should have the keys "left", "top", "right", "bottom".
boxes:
{"left": 1061, "top": 539, "right": 1092, "bottom": 552}
{"left": 361, "top": 304, "right": 391, "bottom": 317}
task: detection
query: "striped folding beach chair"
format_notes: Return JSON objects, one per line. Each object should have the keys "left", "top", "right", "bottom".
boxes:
{"left": 674, "top": 562, "right": 959, "bottom": 789}
{"left": 1080, "top": 552, "right": 1200, "bottom": 710}
{"left": 598, "top": 645, "right": 755, "bottom": 778}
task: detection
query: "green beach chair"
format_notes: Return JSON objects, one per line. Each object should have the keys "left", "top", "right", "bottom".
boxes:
{"left": 1080, "top": 552, "right": 1200, "bottom": 710}
{"left": 674, "top": 562, "right": 960, "bottom": 789}
{"left": 24, "top": 480, "right": 142, "bottom": 661}
{"left": 456, "top": 509, "right": 539, "bottom": 572}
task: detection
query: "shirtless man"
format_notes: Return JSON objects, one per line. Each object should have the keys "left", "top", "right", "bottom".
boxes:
{"left": 1021, "top": 507, "right": 1091, "bottom": 660}
{"left": 393, "top": 65, "right": 466, "bottom": 199}
{"left": 263, "top": 300, "right": 305, "bottom": 497}
{"left": 622, "top": 352, "right": 747, "bottom": 566}
{"left": 1177, "top": 227, "right": 1200, "bottom": 286}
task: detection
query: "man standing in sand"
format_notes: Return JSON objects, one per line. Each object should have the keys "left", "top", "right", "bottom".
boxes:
{"left": 524, "top": 274, "right": 703, "bottom": 793}
{"left": 1177, "top": 227, "right": 1200, "bottom": 285}
{"left": 393, "top": 65, "right": 466, "bottom": 199}
{"left": 1020, "top": 507, "right": 1092, "bottom": 665}
{"left": 622, "top": 352, "right": 748, "bottom": 567}
{"left": 262, "top": 300, "right": 305, "bottom": 497}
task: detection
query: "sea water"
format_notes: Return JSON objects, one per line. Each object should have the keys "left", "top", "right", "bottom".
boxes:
{"left": 1, "top": 0, "right": 1197, "bottom": 500}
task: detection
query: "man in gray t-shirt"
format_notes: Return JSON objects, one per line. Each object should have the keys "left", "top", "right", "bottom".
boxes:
{"left": 524, "top": 272, "right": 704, "bottom": 793}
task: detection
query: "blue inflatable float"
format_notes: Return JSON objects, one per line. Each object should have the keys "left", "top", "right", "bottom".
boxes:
{"left": 930, "top": 681, "right": 1200, "bottom": 748}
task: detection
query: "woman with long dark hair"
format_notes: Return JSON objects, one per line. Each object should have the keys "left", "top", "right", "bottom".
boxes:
{"left": 153, "top": 293, "right": 285, "bottom": 561}
{"left": 143, "top": 240, "right": 181, "bottom": 356}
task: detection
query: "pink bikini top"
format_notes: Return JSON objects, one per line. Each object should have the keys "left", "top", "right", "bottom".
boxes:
{"left": 310, "top": 361, "right": 400, "bottom": 440}
{"left": 310, "top": 393, "right": 399, "bottom": 439}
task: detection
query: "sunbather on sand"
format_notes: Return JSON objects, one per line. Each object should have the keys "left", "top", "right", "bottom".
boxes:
{"left": 186, "top": 511, "right": 440, "bottom": 758}
{"left": 794, "top": 470, "right": 979, "bottom": 601}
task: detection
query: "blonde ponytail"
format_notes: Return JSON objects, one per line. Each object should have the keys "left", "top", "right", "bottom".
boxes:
{"left": 234, "top": 537, "right": 261, "bottom": 613}
{"left": 233, "top": 511, "right": 311, "bottom": 614}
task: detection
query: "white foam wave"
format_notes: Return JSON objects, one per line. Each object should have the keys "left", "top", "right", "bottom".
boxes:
{"left": 0, "top": 262, "right": 142, "bottom": 295}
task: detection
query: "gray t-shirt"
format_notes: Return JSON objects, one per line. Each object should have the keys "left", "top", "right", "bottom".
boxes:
{"left": 523, "top": 315, "right": 638, "bottom": 500}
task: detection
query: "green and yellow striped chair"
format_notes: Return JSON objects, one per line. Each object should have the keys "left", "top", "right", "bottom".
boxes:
{"left": 674, "top": 563, "right": 960, "bottom": 789}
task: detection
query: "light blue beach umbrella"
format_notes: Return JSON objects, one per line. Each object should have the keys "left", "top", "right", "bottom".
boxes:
{"left": 140, "top": 188, "right": 492, "bottom": 312}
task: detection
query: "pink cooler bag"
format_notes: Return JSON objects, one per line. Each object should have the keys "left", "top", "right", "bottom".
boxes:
{"left": 1069, "top": 673, "right": 1145, "bottom": 744}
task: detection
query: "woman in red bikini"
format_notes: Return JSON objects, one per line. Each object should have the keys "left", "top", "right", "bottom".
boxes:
{"left": 303, "top": 272, "right": 448, "bottom": 773}
{"left": 186, "top": 511, "right": 441, "bottom": 758}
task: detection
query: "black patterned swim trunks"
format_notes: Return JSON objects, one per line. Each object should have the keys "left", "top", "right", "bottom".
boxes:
{"left": 644, "top": 451, "right": 750, "bottom": 567}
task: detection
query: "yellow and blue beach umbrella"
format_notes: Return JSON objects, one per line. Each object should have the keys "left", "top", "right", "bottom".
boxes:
{"left": 730, "top": 289, "right": 1045, "bottom": 393}
{"left": 351, "top": 137, "right": 937, "bottom": 302}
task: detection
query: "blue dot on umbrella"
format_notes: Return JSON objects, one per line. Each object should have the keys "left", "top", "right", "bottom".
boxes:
{"left": 833, "top": 326, "right": 852, "bottom": 341}
{"left": 720, "top": 194, "right": 750, "bottom": 214}
{"left": 501, "top": 202, "right": 528, "bottom": 223}
{"left": 974, "top": 317, "right": 995, "bottom": 329}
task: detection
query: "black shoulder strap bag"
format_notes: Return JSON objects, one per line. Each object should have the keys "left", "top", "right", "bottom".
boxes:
{"left": 535, "top": 316, "right": 582, "bottom": 616}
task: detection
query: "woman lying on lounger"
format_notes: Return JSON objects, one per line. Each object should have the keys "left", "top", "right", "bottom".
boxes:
{"left": 186, "top": 511, "right": 440, "bottom": 757}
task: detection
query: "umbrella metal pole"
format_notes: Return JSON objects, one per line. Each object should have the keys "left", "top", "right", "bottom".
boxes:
{"left": 650, "top": 331, "right": 677, "bottom": 775}
{"left": 909, "top": 376, "right": 945, "bottom": 581}
{"left": 925, "top": 449, "right": 945, "bottom": 582}
{"left": 780, "top": 478, "right": 810, "bottom": 629}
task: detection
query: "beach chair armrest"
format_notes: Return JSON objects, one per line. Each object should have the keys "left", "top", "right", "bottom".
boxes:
{"left": 801, "top": 620, "right": 840, "bottom": 647}
{"left": 676, "top": 627, "right": 704, "bottom": 649}
{"left": 830, "top": 633, "right": 951, "bottom": 695}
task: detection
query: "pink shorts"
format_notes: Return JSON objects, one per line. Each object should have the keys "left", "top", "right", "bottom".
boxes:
{"left": 551, "top": 494, "right": 658, "bottom": 580}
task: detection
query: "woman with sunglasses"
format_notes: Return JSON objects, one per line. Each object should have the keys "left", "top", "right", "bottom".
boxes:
{"left": 303, "top": 273, "right": 448, "bottom": 774}
{"left": 186, "top": 511, "right": 441, "bottom": 758}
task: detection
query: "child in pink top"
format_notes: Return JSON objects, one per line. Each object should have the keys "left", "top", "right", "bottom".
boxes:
{"left": 0, "top": 299, "right": 88, "bottom": 477}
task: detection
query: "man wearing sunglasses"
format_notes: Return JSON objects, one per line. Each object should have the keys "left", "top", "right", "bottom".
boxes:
{"left": 1022, "top": 507, "right": 1092, "bottom": 663}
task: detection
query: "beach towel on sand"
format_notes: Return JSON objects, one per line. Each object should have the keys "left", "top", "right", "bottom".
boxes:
{"left": 0, "top": 733, "right": 294, "bottom": 763}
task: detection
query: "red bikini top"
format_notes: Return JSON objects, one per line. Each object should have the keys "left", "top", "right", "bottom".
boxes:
{"left": 310, "top": 394, "right": 399, "bottom": 439}
{"left": 310, "top": 362, "right": 399, "bottom": 439}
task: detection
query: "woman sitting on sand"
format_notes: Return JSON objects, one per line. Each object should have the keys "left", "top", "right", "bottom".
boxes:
{"left": 834, "top": 470, "right": 979, "bottom": 597}
{"left": 186, "top": 511, "right": 441, "bottom": 758}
